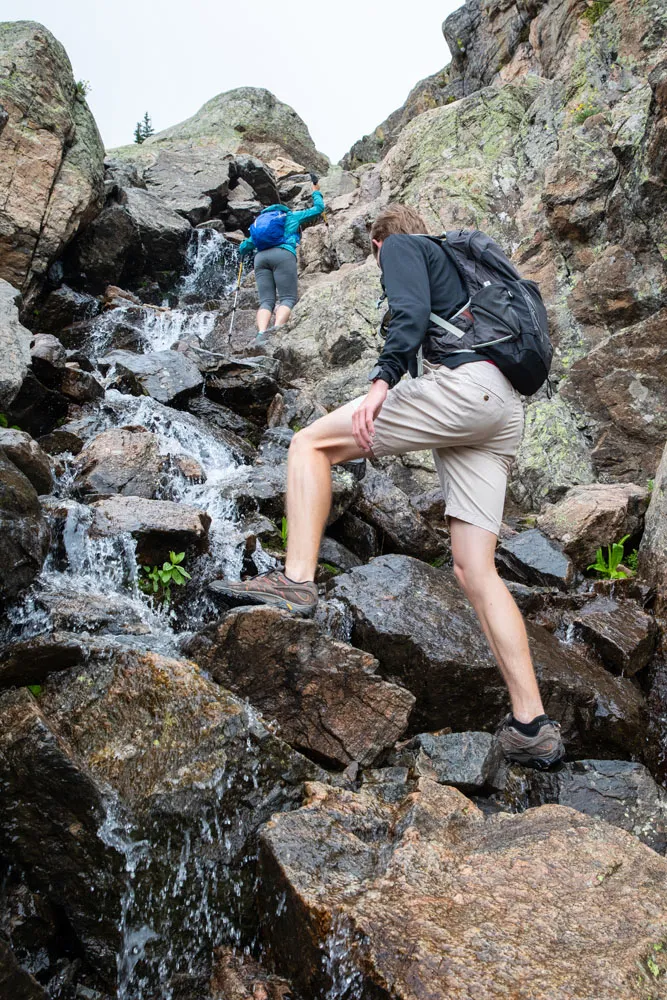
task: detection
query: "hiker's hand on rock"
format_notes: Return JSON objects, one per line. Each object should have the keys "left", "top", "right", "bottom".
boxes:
{"left": 310, "top": 172, "right": 319, "bottom": 188}
{"left": 353, "top": 380, "right": 388, "bottom": 452}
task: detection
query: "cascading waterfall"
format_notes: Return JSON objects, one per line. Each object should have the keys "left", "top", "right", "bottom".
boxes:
{"left": 11, "top": 230, "right": 280, "bottom": 999}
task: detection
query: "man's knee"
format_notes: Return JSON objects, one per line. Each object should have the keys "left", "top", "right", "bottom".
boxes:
{"left": 289, "top": 424, "right": 334, "bottom": 465}
{"left": 453, "top": 554, "right": 496, "bottom": 601}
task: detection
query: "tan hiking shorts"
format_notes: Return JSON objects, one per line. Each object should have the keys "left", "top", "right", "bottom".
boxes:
{"left": 366, "top": 362, "right": 524, "bottom": 535}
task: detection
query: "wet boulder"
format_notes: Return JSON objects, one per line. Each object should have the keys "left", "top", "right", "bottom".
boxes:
{"left": 0, "top": 938, "right": 48, "bottom": 1000}
{"left": 351, "top": 466, "right": 446, "bottom": 562}
{"left": 0, "top": 650, "right": 322, "bottom": 993}
{"left": 0, "top": 429, "right": 53, "bottom": 495}
{"left": 185, "top": 606, "right": 415, "bottom": 768}
{"left": 318, "top": 536, "right": 363, "bottom": 573}
{"left": 33, "top": 285, "right": 100, "bottom": 334}
{"left": 571, "top": 595, "right": 658, "bottom": 675}
{"left": 328, "top": 511, "right": 378, "bottom": 562}
{"left": 390, "top": 730, "right": 503, "bottom": 793}
{"left": 142, "top": 147, "right": 235, "bottom": 225}
{"left": 99, "top": 349, "right": 203, "bottom": 406}
{"left": 221, "top": 463, "right": 358, "bottom": 526}
{"left": 259, "top": 780, "right": 667, "bottom": 999}
{"left": 223, "top": 178, "right": 262, "bottom": 231}
{"left": 537, "top": 483, "right": 649, "bottom": 569}
{"left": 639, "top": 441, "right": 667, "bottom": 595}
{"left": 37, "top": 430, "right": 84, "bottom": 456}
{"left": 74, "top": 426, "right": 165, "bottom": 499}
{"left": 496, "top": 528, "right": 576, "bottom": 590}
{"left": 329, "top": 554, "right": 647, "bottom": 759}
{"left": 90, "top": 495, "right": 210, "bottom": 555}
{"left": 0, "top": 281, "right": 31, "bottom": 410}
{"left": 234, "top": 155, "right": 280, "bottom": 204}
{"left": 6, "top": 373, "right": 69, "bottom": 438}
{"left": 204, "top": 356, "right": 281, "bottom": 423}
{"left": 506, "top": 759, "right": 667, "bottom": 855}
{"left": 0, "top": 453, "right": 51, "bottom": 603}
{"left": 187, "top": 396, "right": 260, "bottom": 446}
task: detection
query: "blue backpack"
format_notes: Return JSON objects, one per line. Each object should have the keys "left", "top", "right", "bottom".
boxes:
{"left": 250, "top": 209, "right": 288, "bottom": 251}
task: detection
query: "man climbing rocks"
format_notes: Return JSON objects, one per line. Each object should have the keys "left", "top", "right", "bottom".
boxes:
{"left": 239, "top": 174, "right": 324, "bottom": 339}
{"left": 215, "top": 204, "right": 565, "bottom": 770}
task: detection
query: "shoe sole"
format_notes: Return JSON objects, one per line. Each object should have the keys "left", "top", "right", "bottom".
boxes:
{"left": 503, "top": 750, "right": 566, "bottom": 771}
{"left": 209, "top": 582, "right": 317, "bottom": 617}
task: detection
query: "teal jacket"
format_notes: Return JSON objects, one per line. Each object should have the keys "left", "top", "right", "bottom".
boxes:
{"left": 239, "top": 190, "right": 325, "bottom": 258}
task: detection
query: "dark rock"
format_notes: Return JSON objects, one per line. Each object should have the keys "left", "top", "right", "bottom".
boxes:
{"left": 142, "top": 147, "right": 234, "bottom": 225}
{"left": 30, "top": 333, "right": 67, "bottom": 370}
{"left": 391, "top": 731, "right": 503, "bottom": 792}
{"left": 0, "top": 650, "right": 321, "bottom": 992}
{"left": 328, "top": 511, "right": 378, "bottom": 562}
{"left": 503, "top": 759, "right": 667, "bottom": 854}
{"left": 205, "top": 356, "right": 281, "bottom": 422}
{"left": 571, "top": 596, "right": 658, "bottom": 676}
{"left": 6, "top": 373, "right": 68, "bottom": 438}
{"left": 319, "top": 536, "right": 363, "bottom": 572}
{"left": 223, "top": 178, "right": 262, "bottom": 230}
{"left": 234, "top": 155, "right": 280, "bottom": 204}
{"left": 266, "top": 387, "right": 327, "bottom": 431}
{"left": 538, "top": 484, "right": 649, "bottom": 569}
{"left": 0, "top": 429, "right": 53, "bottom": 495}
{"left": 184, "top": 606, "right": 414, "bottom": 767}
{"left": 186, "top": 395, "right": 260, "bottom": 445}
{"left": 496, "top": 529, "right": 576, "bottom": 590}
{"left": 37, "top": 430, "right": 84, "bottom": 456}
{"left": 99, "top": 349, "right": 203, "bottom": 406}
{"left": 0, "top": 453, "right": 51, "bottom": 603}
{"left": 258, "top": 780, "right": 667, "bottom": 999}
{"left": 58, "top": 366, "right": 104, "bottom": 404}
{"left": 0, "top": 863, "right": 66, "bottom": 984}
{"left": 34, "top": 285, "right": 100, "bottom": 333}
{"left": 256, "top": 426, "right": 293, "bottom": 465}
{"left": 352, "top": 466, "right": 445, "bottom": 562}
{"left": 0, "top": 938, "right": 48, "bottom": 1000}
{"left": 74, "top": 426, "right": 165, "bottom": 499}
{"left": 329, "top": 554, "right": 647, "bottom": 759}
{"left": 0, "top": 633, "right": 87, "bottom": 689}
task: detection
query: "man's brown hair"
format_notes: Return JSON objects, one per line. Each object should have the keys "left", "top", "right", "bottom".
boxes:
{"left": 370, "top": 204, "right": 427, "bottom": 256}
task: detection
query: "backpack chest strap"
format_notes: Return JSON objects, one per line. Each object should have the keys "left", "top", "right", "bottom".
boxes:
{"left": 429, "top": 299, "right": 471, "bottom": 339}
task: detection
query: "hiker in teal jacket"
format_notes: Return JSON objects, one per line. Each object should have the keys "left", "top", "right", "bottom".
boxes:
{"left": 239, "top": 176, "right": 325, "bottom": 337}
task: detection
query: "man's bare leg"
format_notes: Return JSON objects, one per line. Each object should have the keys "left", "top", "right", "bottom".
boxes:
{"left": 256, "top": 307, "right": 272, "bottom": 332}
{"left": 284, "top": 399, "right": 365, "bottom": 582}
{"left": 449, "top": 517, "right": 544, "bottom": 723}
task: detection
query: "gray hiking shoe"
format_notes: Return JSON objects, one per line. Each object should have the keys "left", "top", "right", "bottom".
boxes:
{"left": 209, "top": 569, "right": 318, "bottom": 616}
{"left": 496, "top": 714, "right": 565, "bottom": 770}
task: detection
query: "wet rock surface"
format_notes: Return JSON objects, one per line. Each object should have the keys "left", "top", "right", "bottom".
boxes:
{"left": 0, "top": 453, "right": 51, "bottom": 603}
{"left": 0, "top": 429, "right": 53, "bottom": 496}
{"left": 185, "top": 606, "right": 414, "bottom": 768}
{"left": 259, "top": 779, "right": 667, "bottom": 999}
{"left": 90, "top": 495, "right": 210, "bottom": 548}
{"left": 73, "top": 426, "right": 165, "bottom": 499}
{"left": 391, "top": 730, "right": 503, "bottom": 792}
{"left": 571, "top": 595, "right": 657, "bottom": 676}
{"left": 496, "top": 528, "right": 575, "bottom": 590}
{"left": 0, "top": 280, "right": 32, "bottom": 410}
{"left": 100, "top": 349, "right": 203, "bottom": 405}
{"left": 0, "top": 650, "right": 322, "bottom": 993}
{"left": 352, "top": 466, "right": 446, "bottom": 562}
{"left": 639, "top": 441, "right": 667, "bottom": 596}
{"left": 502, "top": 759, "right": 667, "bottom": 855}
{"left": 330, "top": 554, "right": 647, "bottom": 758}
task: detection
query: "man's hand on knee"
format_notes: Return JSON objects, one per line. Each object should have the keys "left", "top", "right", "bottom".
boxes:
{"left": 352, "top": 380, "right": 388, "bottom": 451}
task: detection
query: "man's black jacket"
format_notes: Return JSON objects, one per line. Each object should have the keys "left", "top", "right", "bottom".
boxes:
{"left": 375, "top": 233, "right": 470, "bottom": 387}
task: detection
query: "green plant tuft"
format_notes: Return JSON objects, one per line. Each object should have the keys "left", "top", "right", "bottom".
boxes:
{"left": 139, "top": 551, "right": 191, "bottom": 605}
{"left": 319, "top": 562, "right": 342, "bottom": 577}
{"left": 570, "top": 99, "right": 603, "bottom": 124}
{"left": 75, "top": 79, "right": 91, "bottom": 99}
{"left": 280, "top": 517, "right": 288, "bottom": 550}
{"left": 581, "top": 0, "right": 613, "bottom": 24}
{"left": 587, "top": 534, "right": 630, "bottom": 579}
{"left": 27, "top": 685, "right": 42, "bottom": 696}
{"left": 626, "top": 548, "right": 639, "bottom": 572}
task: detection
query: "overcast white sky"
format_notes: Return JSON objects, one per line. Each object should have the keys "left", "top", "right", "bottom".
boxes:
{"left": 1, "top": 0, "right": 460, "bottom": 161}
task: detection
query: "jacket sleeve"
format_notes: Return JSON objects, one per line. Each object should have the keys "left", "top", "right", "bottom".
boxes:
{"left": 289, "top": 189, "right": 325, "bottom": 226}
{"left": 239, "top": 237, "right": 255, "bottom": 257}
{"left": 374, "top": 235, "right": 432, "bottom": 387}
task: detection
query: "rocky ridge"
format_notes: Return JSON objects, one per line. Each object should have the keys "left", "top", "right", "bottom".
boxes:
{"left": 1, "top": 3, "right": 667, "bottom": 999}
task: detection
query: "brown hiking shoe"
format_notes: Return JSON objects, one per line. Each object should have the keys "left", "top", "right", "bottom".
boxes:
{"left": 209, "top": 570, "right": 318, "bottom": 616}
{"left": 496, "top": 714, "right": 565, "bottom": 770}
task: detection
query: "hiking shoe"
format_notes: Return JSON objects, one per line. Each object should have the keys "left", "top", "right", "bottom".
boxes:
{"left": 496, "top": 714, "right": 565, "bottom": 770}
{"left": 209, "top": 570, "right": 318, "bottom": 616}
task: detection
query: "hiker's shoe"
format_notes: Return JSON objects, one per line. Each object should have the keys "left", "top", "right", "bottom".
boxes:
{"left": 496, "top": 714, "right": 565, "bottom": 770}
{"left": 209, "top": 570, "right": 318, "bottom": 616}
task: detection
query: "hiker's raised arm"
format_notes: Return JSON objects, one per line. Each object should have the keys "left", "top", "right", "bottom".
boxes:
{"left": 291, "top": 188, "right": 325, "bottom": 225}
{"left": 374, "top": 234, "right": 431, "bottom": 387}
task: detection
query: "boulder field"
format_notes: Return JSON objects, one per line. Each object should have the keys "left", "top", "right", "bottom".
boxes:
{"left": 1, "top": 3, "right": 667, "bottom": 999}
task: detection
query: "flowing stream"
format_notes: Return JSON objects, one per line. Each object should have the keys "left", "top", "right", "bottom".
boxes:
{"left": 4, "top": 230, "right": 288, "bottom": 998}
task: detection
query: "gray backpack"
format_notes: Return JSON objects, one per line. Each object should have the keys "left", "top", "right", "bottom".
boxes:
{"left": 426, "top": 230, "right": 553, "bottom": 395}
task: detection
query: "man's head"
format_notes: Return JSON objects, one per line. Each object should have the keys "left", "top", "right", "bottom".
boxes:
{"left": 370, "top": 204, "right": 427, "bottom": 261}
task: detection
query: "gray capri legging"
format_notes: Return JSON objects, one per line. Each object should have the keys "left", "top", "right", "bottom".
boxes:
{"left": 254, "top": 247, "right": 298, "bottom": 311}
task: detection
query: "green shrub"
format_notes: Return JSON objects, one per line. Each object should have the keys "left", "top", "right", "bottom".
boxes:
{"left": 581, "top": 0, "right": 613, "bottom": 25}
{"left": 139, "top": 551, "right": 191, "bottom": 605}
{"left": 587, "top": 534, "right": 630, "bottom": 579}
